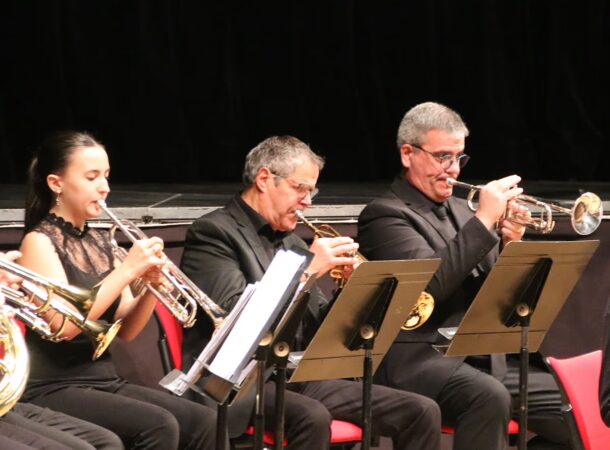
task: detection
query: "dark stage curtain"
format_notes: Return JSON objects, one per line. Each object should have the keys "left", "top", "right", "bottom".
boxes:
{"left": 2, "top": 1, "right": 610, "bottom": 183}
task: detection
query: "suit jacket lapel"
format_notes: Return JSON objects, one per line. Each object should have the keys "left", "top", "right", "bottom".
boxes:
{"left": 226, "top": 196, "right": 272, "bottom": 272}
{"left": 227, "top": 195, "right": 323, "bottom": 324}
{"left": 447, "top": 196, "right": 496, "bottom": 274}
{"left": 391, "top": 178, "right": 498, "bottom": 273}
{"left": 390, "top": 177, "right": 451, "bottom": 246}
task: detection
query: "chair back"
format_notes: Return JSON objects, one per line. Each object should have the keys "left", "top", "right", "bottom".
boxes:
{"left": 155, "top": 303, "right": 183, "bottom": 370}
{"left": 546, "top": 350, "right": 610, "bottom": 450}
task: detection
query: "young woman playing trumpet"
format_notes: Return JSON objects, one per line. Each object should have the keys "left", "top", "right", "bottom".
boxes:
{"left": 18, "top": 131, "right": 218, "bottom": 450}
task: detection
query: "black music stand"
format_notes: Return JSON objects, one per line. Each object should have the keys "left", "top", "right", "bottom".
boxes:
{"left": 437, "top": 240, "right": 599, "bottom": 450}
{"left": 262, "top": 287, "right": 313, "bottom": 450}
{"left": 225, "top": 280, "right": 314, "bottom": 448}
{"left": 159, "top": 248, "right": 313, "bottom": 450}
{"left": 288, "top": 258, "right": 441, "bottom": 450}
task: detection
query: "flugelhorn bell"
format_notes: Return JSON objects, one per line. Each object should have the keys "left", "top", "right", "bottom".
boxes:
{"left": 295, "top": 210, "right": 435, "bottom": 330}
{"left": 447, "top": 178, "right": 603, "bottom": 235}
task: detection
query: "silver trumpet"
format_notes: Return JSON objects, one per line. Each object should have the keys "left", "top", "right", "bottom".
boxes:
{"left": 447, "top": 178, "right": 603, "bottom": 236}
{"left": 97, "top": 200, "right": 225, "bottom": 329}
{"left": 0, "top": 258, "right": 122, "bottom": 360}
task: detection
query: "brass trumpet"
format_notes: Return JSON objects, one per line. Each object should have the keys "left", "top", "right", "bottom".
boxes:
{"left": 447, "top": 178, "right": 603, "bottom": 235}
{"left": 0, "top": 300, "right": 30, "bottom": 416}
{"left": 97, "top": 200, "right": 225, "bottom": 330}
{"left": 294, "top": 210, "right": 366, "bottom": 288}
{"left": 0, "top": 258, "right": 120, "bottom": 360}
{"left": 295, "top": 210, "right": 434, "bottom": 331}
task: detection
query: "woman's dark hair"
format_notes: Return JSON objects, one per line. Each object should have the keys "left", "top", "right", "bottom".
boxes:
{"left": 25, "top": 131, "right": 104, "bottom": 232}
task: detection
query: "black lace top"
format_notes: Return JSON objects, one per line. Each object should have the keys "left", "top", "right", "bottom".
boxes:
{"left": 23, "top": 213, "right": 123, "bottom": 400}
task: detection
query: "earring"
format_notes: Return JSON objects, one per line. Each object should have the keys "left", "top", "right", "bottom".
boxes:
{"left": 55, "top": 191, "right": 61, "bottom": 205}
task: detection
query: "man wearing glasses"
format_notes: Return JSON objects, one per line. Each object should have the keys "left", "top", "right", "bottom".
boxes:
{"left": 357, "top": 102, "right": 571, "bottom": 449}
{"left": 180, "top": 135, "right": 441, "bottom": 450}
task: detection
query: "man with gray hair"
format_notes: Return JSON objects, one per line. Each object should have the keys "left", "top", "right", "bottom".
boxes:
{"left": 181, "top": 135, "right": 441, "bottom": 450}
{"left": 358, "top": 102, "right": 571, "bottom": 449}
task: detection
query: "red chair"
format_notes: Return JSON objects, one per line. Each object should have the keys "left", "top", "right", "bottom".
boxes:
{"left": 441, "top": 420, "right": 519, "bottom": 435}
{"left": 154, "top": 304, "right": 364, "bottom": 449}
{"left": 441, "top": 419, "right": 520, "bottom": 442}
{"left": 546, "top": 350, "right": 610, "bottom": 450}
{"left": 241, "top": 420, "right": 362, "bottom": 448}
{"left": 155, "top": 303, "right": 184, "bottom": 371}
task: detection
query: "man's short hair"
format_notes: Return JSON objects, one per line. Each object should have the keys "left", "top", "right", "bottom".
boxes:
{"left": 396, "top": 102, "right": 469, "bottom": 150}
{"left": 242, "top": 135, "right": 325, "bottom": 186}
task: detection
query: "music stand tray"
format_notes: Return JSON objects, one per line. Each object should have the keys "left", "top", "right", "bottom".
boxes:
{"left": 437, "top": 239, "right": 599, "bottom": 450}
{"left": 439, "top": 240, "right": 599, "bottom": 357}
{"left": 289, "top": 258, "right": 440, "bottom": 383}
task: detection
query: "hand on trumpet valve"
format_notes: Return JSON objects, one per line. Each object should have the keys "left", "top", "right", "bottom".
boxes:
{"left": 307, "top": 236, "right": 360, "bottom": 279}
{"left": 475, "top": 174, "right": 523, "bottom": 230}
{"left": 141, "top": 266, "right": 175, "bottom": 293}
{"left": 499, "top": 200, "right": 529, "bottom": 244}
{"left": 121, "top": 237, "right": 166, "bottom": 280}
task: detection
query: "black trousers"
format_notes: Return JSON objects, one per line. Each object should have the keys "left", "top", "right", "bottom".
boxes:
{"left": 377, "top": 349, "right": 570, "bottom": 450}
{"left": 262, "top": 379, "right": 441, "bottom": 450}
{"left": 27, "top": 381, "right": 219, "bottom": 450}
{"left": 5, "top": 402, "right": 123, "bottom": 450}
{"left": 0, "top": 420, "right": 69, "bottom": 450}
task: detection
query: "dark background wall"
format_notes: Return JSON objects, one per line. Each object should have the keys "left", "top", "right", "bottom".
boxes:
{"left": 2, "top": 1, "right": 610, "bottom": 184}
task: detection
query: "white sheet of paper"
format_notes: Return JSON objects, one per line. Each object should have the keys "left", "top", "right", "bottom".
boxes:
{"left": 207, "top": 249, "right": 308, "bottom": 382}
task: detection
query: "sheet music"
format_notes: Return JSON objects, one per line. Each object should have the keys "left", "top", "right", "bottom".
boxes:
{"left": 207, "top": 249, "right": 309, "bottom": 382}
{"left": 159, "top": 284, "right": 256, "bottom": 395}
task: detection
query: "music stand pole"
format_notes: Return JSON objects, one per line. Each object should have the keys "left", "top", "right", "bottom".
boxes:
{"left": 253, "top": 337, "right": 271, "bottom": 450}
{"left": 216, "top": 400, "right": 228, "bottom": 450}
{"left": 518, "top": 315, "right": 530, "bottom": 450}
{"left": 504, "top": 257, "right": 553, "bottom": 450}
{"left": 273, "top": 342, "right": 290, "bottom": 450}
{"left": 362, "top": 337, "right": 374, "bottom": 448}
{"left": 346, "top": 277, "right": 398, "bottom": 450}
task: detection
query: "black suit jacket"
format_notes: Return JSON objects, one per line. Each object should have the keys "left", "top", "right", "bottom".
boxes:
{"left": 357, "top": 177, "right": 500, "bottom": 398}
{"left": 599, "top": 296, "right": 610, "bottom": 425}
{"left": 180, "top": 194, "right": 328, "bottom": 371}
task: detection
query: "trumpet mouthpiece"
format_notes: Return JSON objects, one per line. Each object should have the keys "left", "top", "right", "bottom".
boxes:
{"left": 294, "top": 210, "right": 305, "bottom": 221}
{"left": 446, "top": 178, "right": 457, "bottom": 186}
{"left": 97, "top": 199, "right": 107, "bottom": 207}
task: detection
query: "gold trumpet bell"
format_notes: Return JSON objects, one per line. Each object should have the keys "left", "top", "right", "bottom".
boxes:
{"left": 401, "top": 292, "right": 435, "bottom": 331}
{"left": 88, "top": 318, "right": 123, "bottom": 361}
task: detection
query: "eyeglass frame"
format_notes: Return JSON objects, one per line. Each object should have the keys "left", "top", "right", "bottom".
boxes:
{"left": 269, "top": 170, "right": 319, "bottom": 199}
{"left": 409, "top": 144, "right": 471, "bottom": 169}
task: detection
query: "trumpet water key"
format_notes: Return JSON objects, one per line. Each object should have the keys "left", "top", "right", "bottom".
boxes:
{"left": 97, "top": 200, "right": 225, "bottom": 329}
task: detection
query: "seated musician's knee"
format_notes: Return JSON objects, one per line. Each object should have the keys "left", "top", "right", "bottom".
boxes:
{"left": 302, "top": 400, "right": 332, "bottom": 432}
{"left": 418, "top": 395, "right": 442, "bottom": 426}
{"left": 473, "top": 378, "right": 511, "bottom": 419}
{"left": 134, "top": 407, "right": 180, "bottom": 449}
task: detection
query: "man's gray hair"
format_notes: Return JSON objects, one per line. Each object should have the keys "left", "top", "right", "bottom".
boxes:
{"left": 396, "top": 102, "right": 469, "bottom": 150}
{"left": 242, "top": 135, "right": 325, "bottom": 186}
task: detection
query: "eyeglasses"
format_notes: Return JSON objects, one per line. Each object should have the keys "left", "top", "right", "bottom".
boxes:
{"left": 270, "top": 172, "right": 319, "bottom": 199}
{"left": 410, "top": 144, "right": 470, "bottom": 170}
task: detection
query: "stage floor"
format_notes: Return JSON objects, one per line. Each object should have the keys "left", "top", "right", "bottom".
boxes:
{"left": 2, "top": 180, "right": 610, "bottom": 224}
